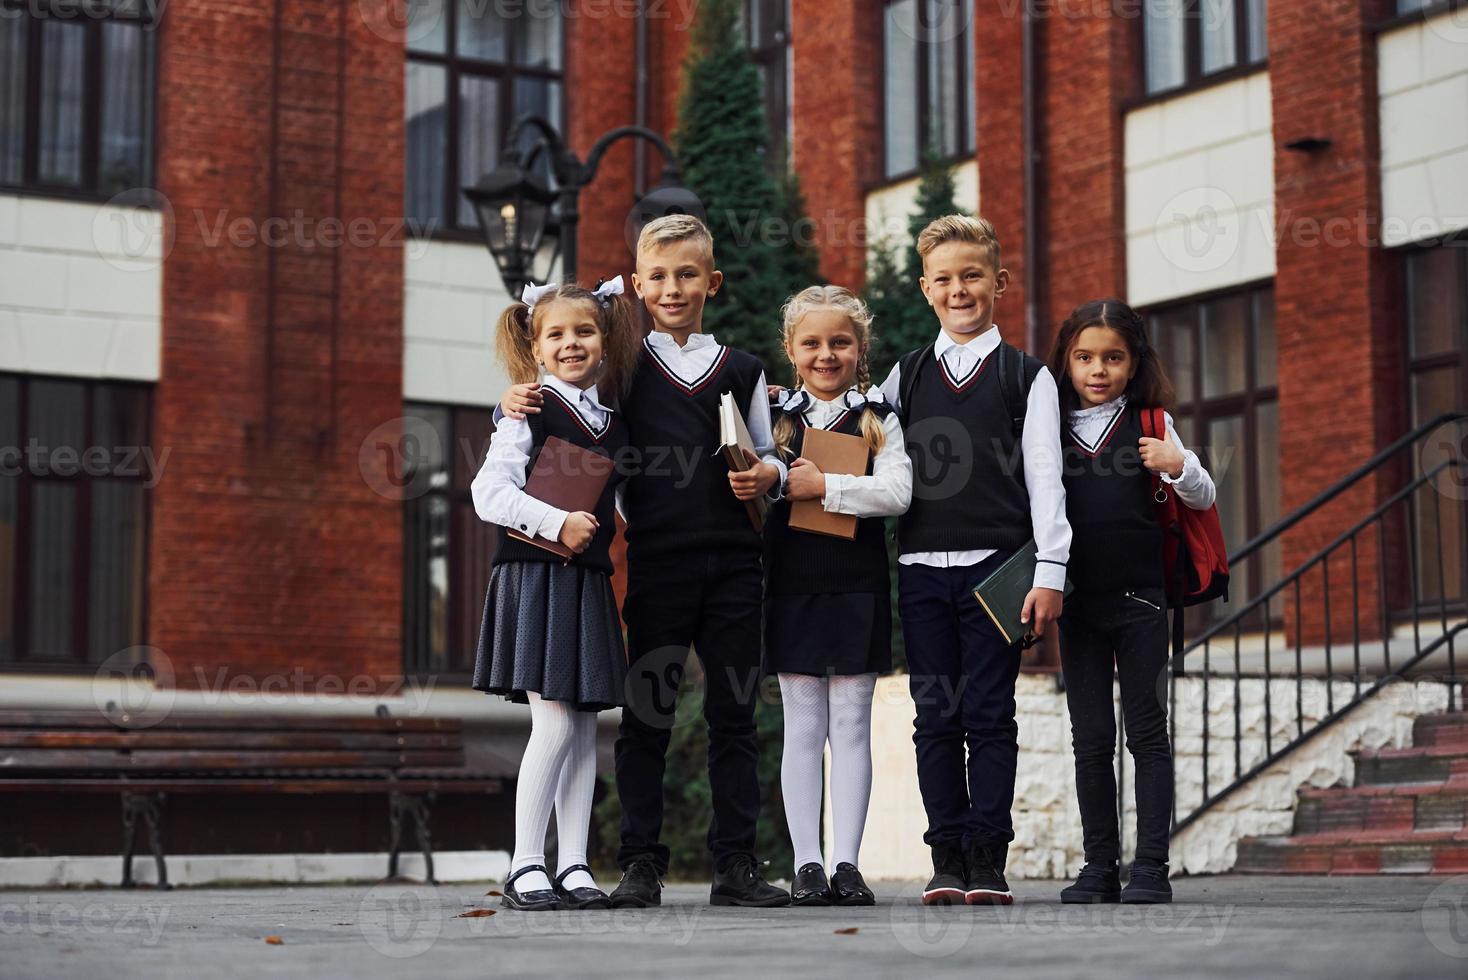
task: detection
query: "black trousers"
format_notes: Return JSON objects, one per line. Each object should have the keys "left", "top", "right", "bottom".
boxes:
{"left": 1058, "top": 586, "right": 1174, "bottom": 864}
{"left": 614, "top": 548, "right": 764, "bottom": 875}
{"left": 898, "top": 554, "right": 1022, "bottom": 848}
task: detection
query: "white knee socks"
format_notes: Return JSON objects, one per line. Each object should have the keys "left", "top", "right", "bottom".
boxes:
{"left": 510, "top": 693, "right": 599, "bottom": 892}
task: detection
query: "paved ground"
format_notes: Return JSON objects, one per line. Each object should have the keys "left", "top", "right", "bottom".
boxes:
{"left": 3, "top": 875, "right": 1467, "bottom": 978}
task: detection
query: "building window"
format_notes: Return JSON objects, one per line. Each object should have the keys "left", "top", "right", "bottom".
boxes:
{"left": 882, "top": 0, "right": 975, "bottom": 180}
{"left": 1405, "top": 240, "right": 1468, "bottom": 608}
{"left": 1143, "top": 0, "right": 1267, "bottom": 97}
{"left": 405, "top": 1, "right": 566, "bottom": 233}
{"left": 1148, "top": 284, "right": 1279, "bottom": 620}
{"left": 746, "top": 0, "right": 791, "bottom": 169}
{"left": 401, "top": 403, "right": 496, "bottom": 678}
{"left": 0, "top": 1, "right": 157, "bottom": 197}
{"left": 0, "top": 375, "right": 151, "bottom": 670}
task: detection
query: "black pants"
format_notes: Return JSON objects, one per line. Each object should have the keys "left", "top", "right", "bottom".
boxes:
{"left": 898, "top": 554, "right": 1022, "bottom": 848}
{"left": 615, "top": 548, "right": 764, "bottom": 875}
{"left": 1059, "top": 586, "right": 1174, "bottom": 864}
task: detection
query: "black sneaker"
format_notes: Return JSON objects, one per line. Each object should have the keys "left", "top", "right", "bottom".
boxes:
{"left": 710, "top": 854, "right": 791, "bottom": 907}
{"left": 790, "top": 862, "right": 833, "bottom": 907}
{"left": 963, "top": 840, "right": 1013, "bottom": 906}
{"left": 1122, "top": 859, "right": 1172, "bottom": 904}
{"left": 830, "top": 862, "right": 875, "bottom": 906}
{"left": 1060, "top": 861, "right": 1121, "bottom": 904}
{"left": 922, "top": 841, "right": 967, "bottom": 906}
{"left": 609, "top": 858, "right": 662, "bottom": 908}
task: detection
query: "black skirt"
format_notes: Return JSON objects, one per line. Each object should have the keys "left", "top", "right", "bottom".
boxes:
{"left": 471, "top": 560, "right": 627, "bottom": 711}
{"left": 764, "top": 592, "right": 892, "bottom": 677}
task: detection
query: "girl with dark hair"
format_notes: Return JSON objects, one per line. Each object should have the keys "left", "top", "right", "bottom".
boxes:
{"left": 1046, "top": 298, "right": 1216, "bottom": 905}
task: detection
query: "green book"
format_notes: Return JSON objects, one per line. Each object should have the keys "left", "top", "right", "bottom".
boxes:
{"left": 971, "top": 540, "right": 1074, "bottom": 647}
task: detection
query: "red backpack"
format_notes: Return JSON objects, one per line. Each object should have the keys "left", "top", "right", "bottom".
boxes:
{"left": 1139, "top": 407, "right": 1230, "bottom": 674}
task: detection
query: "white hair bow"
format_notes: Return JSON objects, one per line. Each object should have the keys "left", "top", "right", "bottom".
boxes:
{"left": 521, "top": 281, "right": 558, "bottom": 309}
{"left": 592, "top": 275, "right": 625, "bottom": 306}
{"left": 777, "top": 388, "right": 812, "bottom": 414}
{"left": 521, "top": 276, "right": 625, "bottom": 310}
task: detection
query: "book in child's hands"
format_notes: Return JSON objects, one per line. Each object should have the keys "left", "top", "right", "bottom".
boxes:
{"left": 718, "top": 390, "right": 769, "bottom": 533}
{"left": 971, "top": 539, "right": 1074, "bottom": 647}
{"left": 507, "top": 435, "right": 616, "bottom": 563}
{"left": 789, "top": 426, "right": 869, "bottom": 540}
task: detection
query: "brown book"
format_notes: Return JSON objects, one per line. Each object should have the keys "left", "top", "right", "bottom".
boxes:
{"left": 789, "top": 426, "right": 870, "bottom": 540}
{"left": 507, "top": 435, "right": 615, "bottom": 563}
{"left": 718, "top": 391, "right": 769, "bottom": 533}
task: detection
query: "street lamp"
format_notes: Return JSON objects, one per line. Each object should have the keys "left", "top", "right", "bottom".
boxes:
{"left": 463, "top": 118, "right": 697, "bottom": 296}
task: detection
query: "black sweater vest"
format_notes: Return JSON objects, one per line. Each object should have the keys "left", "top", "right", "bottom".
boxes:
{"left": 764, "top": 402, "right": 892, "bottom": 596}
{"left": 896, "top": 345, "right": 1042, "bottom": 554}
{"left": 1061, "top": 404, "right": 1164, "bottom": 594}
{"left": 619, "top": 341, "right": 764, "bottom": 560}
{"left": 492, "top": 387, "right": 629, "bottom": 576}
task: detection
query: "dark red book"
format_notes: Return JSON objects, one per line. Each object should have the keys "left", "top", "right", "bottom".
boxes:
{"left": 507, "top": 436, "right": 615, "bottom": 562}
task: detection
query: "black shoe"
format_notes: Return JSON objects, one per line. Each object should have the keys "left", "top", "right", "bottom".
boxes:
{"left": 1060, "top": 861, "right": 1121, "bottom": 904}
{"left": 609, "top": 858, "right": 662, "bottom": 908}
{"left": 922, "top": 841, "right": 967, "bottom": 906}
{"left": 553, "top": 864, "right": 611, "bottom": 910}
{"left": 790, "top": 862, "right": 833, "bottom": 906}
{"left": 710, "top": 854, "right": 791, "bottom": 907}
{"left": 1122, "top": 859, "right": 1172, "bottom": 904}
{"left": 500, "top": 865, "right": 563, "bottom": 912}
{"left": 830, "top": 862, "right": 875, "bottom": 907}
{"left": 963, "top": 840, "right": 1013, "bottom": 906}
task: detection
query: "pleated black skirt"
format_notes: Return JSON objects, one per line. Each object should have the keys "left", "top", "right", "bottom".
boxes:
{"left": 763, "top": 591, "right": 892, "bottom": 677}
{"left": 471, "top": 560, "right": 627, "bottom": 711}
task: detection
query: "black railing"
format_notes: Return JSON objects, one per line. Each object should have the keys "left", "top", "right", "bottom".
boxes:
{"left": 1114, "top": 412, "right": 1468, "bottom": 846}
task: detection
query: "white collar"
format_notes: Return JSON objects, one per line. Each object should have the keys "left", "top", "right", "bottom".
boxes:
{"left": 933, "top": 325, "right": 1001, "bottom": 362}
{"left": 1069, "top": 393, "right": 1127, "bottom": 422}
{"left": 646, "top": 330, "right": 718, "bottom": 352}
{"left": 540, "top": 374, "right": 608, "bottom": 415}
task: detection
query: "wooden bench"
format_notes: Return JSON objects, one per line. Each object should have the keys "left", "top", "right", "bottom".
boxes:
{"left": 0, "top": 709, "right": 503, "bottom": 888}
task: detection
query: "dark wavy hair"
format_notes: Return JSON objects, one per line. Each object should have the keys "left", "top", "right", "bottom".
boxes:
{"left": 1047, "top": 298, "right": 1176, "bottom": 417}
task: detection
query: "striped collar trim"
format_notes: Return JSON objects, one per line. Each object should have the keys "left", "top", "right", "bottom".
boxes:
{"left": 939, "top": 348, "right": 989, "bottom": 392}
{"left": 1067, "top": 401, "right": 1127, "bottom": 457}
{"left": 541, "top": 384, "right": 612, "bottom": 442}
{"left": 642, "top": 338, "right": 729, "bottom": 395}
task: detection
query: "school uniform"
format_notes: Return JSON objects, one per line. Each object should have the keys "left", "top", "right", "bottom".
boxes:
{"left": 469, "top": 376, "right": 631, "bottom": 712}
{"left": 763, "top": 386, "right": 912, "bottom": 677}
{"left": 879, "top": 325, "right": 1071, "bottom": 851}
{"left": 1059, "top": 394, "right": 1214, "bottom": 865}
{"left": 613, "top": 331, "right": 787, "bottom": 877}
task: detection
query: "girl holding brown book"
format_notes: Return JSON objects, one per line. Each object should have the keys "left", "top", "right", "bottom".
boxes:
{"left": 764, "top": 286, "right": 913, "bottom": 906}
{"left": 469, "top": 278, "right": 639, "bottom": 911}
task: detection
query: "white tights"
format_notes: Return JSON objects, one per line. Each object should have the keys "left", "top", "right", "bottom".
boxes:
{"left": 778, "top": 673, "right": 877, "bottom": 874}
{"left": 509, "top": 693, "right": 599, "bottom": 892}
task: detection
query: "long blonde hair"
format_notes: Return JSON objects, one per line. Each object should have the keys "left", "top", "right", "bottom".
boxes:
{"left": 773, "top": 285, "right": 886, "bottom": 461}
{"left": 493, "top": 283, "right": 641, "bottom": 402}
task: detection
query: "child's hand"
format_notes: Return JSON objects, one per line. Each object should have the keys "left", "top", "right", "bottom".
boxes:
{"left": 785, "top": 457, "right": 826, "bottom": 502}
{"left": 1139, "top": 428, "right": 1184, "bottom": 479}
{"left": 501, "top": 383, "right": 543, "bottom": 421}
{"left": 558, "top": 511, "right": 599, "bottom": 553}
{"left": 766, "top": 384, "right": 787, "bottom": 405}
{"left": 729, "top": 448, "right": 780, "bottom": 501}
{"left": 1020, "top": 587, "right": 1064, "bottom": 638}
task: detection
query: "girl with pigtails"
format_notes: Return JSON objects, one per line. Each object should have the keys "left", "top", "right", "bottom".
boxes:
{"left": 469, "top": 277, "right": 640, "bottom": 911}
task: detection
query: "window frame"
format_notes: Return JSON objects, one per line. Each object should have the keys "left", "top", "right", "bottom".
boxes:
{"left": 0, "top": 0, "right": 158, "bottom": 202}
{"left": 878, "top": 0, "right": 976, "bottom": 185}
{"left": 0, "top": 372, "right": 154, "bottom": 674}
{"left": 1137, "top": 0, "right": 1268, "bottom": 102}
{"left": 405, "top": 2, "right": 569, "bottom": 241}
{"left": 745, "top": 0, "right": 792, "bottom": 171}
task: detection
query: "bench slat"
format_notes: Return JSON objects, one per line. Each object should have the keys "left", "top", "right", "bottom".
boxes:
{"left": 0, "top": 777, "right": 504, "bottom": 794}
{"left": 0, "top": 711, "right": 461, "bottom": 734}
{"left": 0, "top": 731, "right": 458, "bottom": 751}
{"left": 0, "top": 749, "right": 463, "bottom": 771}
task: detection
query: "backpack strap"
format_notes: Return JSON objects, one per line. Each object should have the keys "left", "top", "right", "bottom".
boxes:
{"left": 1141, "top": 406, "right": 1188, "bottom": 675}
{"left": 896, "top": 342, "right": 934, "bottom": 431}
{"left": 996, "top": 342, "right": 1031, "bottom": 439}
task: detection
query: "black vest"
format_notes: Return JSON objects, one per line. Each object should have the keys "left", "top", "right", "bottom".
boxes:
{"left": 1061, "top": 403, "right": 1164, "bottom": 594}
{"left": 896, "top": 344, "right": 1043, "bottom": 554}
{"left": 764, "top": 401, "right": 893, "bottom": 596}
{"left": 492, "top": 386, "right": 630, "bottom": 575}
{"left": 618, "top": 340, "right": 765, "bottom": 560}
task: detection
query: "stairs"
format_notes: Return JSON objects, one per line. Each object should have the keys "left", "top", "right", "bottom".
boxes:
{"left": 1234, "top": 713, "right": 1468, "bottom": 874}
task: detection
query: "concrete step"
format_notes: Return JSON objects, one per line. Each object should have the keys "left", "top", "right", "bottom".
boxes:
{"left": 1293, "top": 782, "right": 1468, "bottom": 835}
{"left": 1234, "top": 829, "right": 1468, "bottom": 874}
{"left": 1351, "top": 745, "right": 1468, "bottom": 787}
{"left": 1413, "top": 712, "right": 1468, "bottom": 750}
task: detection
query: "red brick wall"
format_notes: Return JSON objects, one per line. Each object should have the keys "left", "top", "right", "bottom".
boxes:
{"left": 150, "top": 1, "right": 405, "bottom": 690}
{"left": 973, "top": 2, "right": 1028, "bottom": 348}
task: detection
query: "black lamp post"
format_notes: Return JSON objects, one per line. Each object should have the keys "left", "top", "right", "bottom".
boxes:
{"left": 463, "top": 117, "right": 698, "bottom": 297}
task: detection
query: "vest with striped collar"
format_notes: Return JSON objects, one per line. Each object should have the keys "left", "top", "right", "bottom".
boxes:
{"left": 1060, "top": 401, "right": 1163, "bottom": 593}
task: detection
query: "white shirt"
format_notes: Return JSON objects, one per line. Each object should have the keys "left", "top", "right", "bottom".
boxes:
{"left": 784, "top": 386, "right": 913, "bottom": 518}
{"left": 879, "top": 325, "right": 1072, "bottom": 593}
{"left": 471, "top": 375, "right": 613, "bottom": 543}
{"left": 1067, "top": 394, "right": 1216, "bottom": 510}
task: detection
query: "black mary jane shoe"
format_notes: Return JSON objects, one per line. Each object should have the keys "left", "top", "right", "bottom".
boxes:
{"left": 500, "top": 865, "right": 563, "bottom": 912}
{"left": 830, "top": 862, "right": 876, "bottom": 906}
{"left": 554, "top": 864, "right": 612, "bottom": 910}
{"left": 790, "top": 862, "right": 833, "bottom": 906}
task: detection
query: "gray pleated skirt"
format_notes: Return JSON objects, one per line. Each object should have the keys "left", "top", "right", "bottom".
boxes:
{"left": 471, "top": 560, "right": 628, "bottom": 711}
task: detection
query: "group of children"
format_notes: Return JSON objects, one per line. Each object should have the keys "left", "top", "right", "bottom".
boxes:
{"left": 468, "top": 211, "right": 1216, "bottom": 911}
